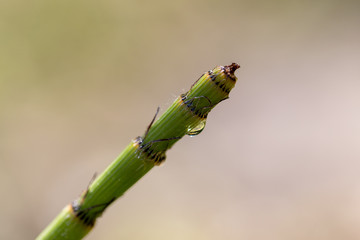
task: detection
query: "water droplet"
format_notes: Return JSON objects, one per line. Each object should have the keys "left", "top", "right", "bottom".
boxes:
{"left": 186, "top": 120, "right": 206, "bottom": 136}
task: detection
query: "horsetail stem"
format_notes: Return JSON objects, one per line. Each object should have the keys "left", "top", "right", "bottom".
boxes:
{"left": 36, "top": 63, "right": 240, "bottom": 240}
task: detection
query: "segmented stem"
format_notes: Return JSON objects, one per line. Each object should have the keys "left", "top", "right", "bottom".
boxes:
{"left": 36, "top": 63, "right": 240, "bottom": 240}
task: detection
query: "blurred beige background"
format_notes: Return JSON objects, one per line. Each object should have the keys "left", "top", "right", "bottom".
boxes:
{"left": 1, "top": 0, "right": 360, "bottom": 239}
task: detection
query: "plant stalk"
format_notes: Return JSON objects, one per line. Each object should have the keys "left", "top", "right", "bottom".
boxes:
{"left": 36, "top": 63, "right": 240, "bottom": 240}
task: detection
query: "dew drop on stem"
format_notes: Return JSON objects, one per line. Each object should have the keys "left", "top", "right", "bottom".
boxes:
{"left": 186, "top": 119, "right": 206, "bottom": 137}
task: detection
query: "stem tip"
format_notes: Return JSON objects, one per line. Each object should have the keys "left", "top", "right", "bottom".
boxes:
{"left": 224, "top": 63, "right": 240, "bottom": 80}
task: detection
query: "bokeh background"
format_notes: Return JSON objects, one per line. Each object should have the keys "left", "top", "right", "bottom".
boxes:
{"left": 1, "top": 0, "right": 360, "bottom": 239}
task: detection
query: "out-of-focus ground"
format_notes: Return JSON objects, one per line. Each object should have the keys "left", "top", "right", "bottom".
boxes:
{"left": 1, "top": 0, "right": 360, "bottom": 239}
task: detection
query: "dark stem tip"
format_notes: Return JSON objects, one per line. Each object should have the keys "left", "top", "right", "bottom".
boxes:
{"left": 228, "top": 63, "right": 240, "bottom": 74}
{"left": 224, "top": 63, "right": 240, "bottom": 79}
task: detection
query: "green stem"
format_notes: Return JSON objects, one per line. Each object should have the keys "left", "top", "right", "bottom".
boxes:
{"left": 36, "top": 63, "right": 240, "bottom": 240}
